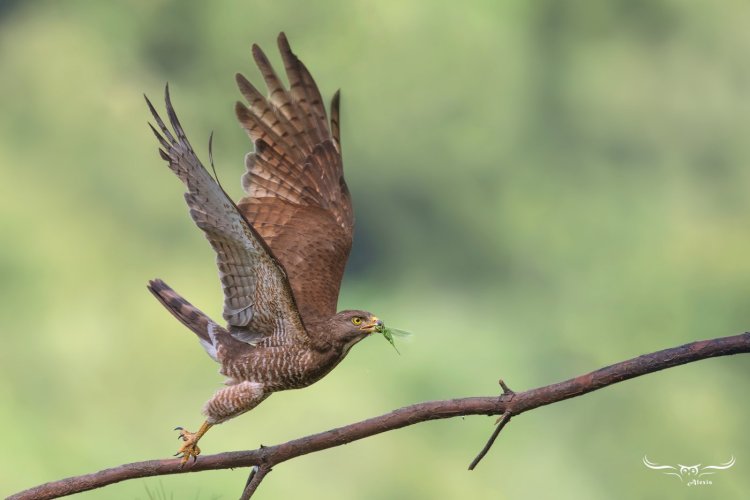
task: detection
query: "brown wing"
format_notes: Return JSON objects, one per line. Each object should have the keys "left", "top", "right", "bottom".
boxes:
{"left": 146, "top": 86, "right": 308, "bottom": 347}
{"left": 234, "top": 32, "right": 353, "bottom": 326}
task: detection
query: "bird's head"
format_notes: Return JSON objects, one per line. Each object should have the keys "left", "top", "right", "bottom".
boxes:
{"left": 329, "top": 309, "right": 382, "bottom": 351}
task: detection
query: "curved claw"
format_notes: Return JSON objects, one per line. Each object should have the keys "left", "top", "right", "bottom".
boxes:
{"left": 170, "top": 422, "right": 211, "bottom": 467}
{"left": 173, "top": 427, "right": 202, "bottom": 466}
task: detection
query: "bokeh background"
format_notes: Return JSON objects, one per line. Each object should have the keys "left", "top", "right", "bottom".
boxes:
{"left": 2, "top": 1, "right": 750, "bottom": 498}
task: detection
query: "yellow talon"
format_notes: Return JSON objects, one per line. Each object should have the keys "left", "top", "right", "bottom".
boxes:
{"left": 173, "top": 421, "right": 212, "bottom": 466}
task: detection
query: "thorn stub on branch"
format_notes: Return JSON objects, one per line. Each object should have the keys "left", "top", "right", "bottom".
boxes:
{"left": 498, "top": 379, "right": 515, "bottom": 397}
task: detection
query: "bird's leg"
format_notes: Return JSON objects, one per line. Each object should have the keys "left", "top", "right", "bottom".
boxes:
{"left": 172, "top": 382, "right": 268, "bottom": 466}
{"left": 174, "top": 420, "right": 213, "bottom": 466}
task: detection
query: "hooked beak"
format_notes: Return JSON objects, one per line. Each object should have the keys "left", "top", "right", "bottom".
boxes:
{"left": 359, "top": 317, "right": 383, "bottom": 333}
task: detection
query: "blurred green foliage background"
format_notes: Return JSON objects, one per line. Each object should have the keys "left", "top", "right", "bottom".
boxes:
{"left": 2, "top": 0, "right": 750, "bottom": 498}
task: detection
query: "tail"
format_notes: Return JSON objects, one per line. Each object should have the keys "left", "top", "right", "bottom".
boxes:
{"left": 147, "top": 279, "right": 220, "bottom": 361}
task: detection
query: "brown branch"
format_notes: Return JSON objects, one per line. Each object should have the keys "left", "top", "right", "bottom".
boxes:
{"left": 468, "top": 379, "right": 516, "bottom": 470}
{"left": 239, "top": 465, "right": 271, "bottom": 499}
{"left": 9, "top": 332, "right": 750, "bottom": 500}
{"left": 468, "top": 409, "right": 512, "bottom": 470}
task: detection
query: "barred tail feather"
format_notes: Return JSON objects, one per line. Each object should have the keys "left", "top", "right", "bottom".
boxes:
{"left": 147, "top": 279, "right": 219, "bottom": 361}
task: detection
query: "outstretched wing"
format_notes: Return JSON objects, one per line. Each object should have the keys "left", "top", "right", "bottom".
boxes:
{"left": 146, "top": 86, "right": 307, "bottom": 347}
{"left": 234, "top": 32, "right": 353, "bottom": 326}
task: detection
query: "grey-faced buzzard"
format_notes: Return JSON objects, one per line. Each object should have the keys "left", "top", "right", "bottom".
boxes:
{"left": 145, "top": 33, "right": 383, "bottom": 464}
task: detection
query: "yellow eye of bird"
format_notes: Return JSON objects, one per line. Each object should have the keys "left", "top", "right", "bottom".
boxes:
{"left": 351, "top": 317, "right": 363, "bottom": 326}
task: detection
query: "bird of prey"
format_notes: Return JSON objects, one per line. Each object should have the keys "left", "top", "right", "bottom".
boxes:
{"left": 145, "top": 33, "right": 384, "bottom": 464}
